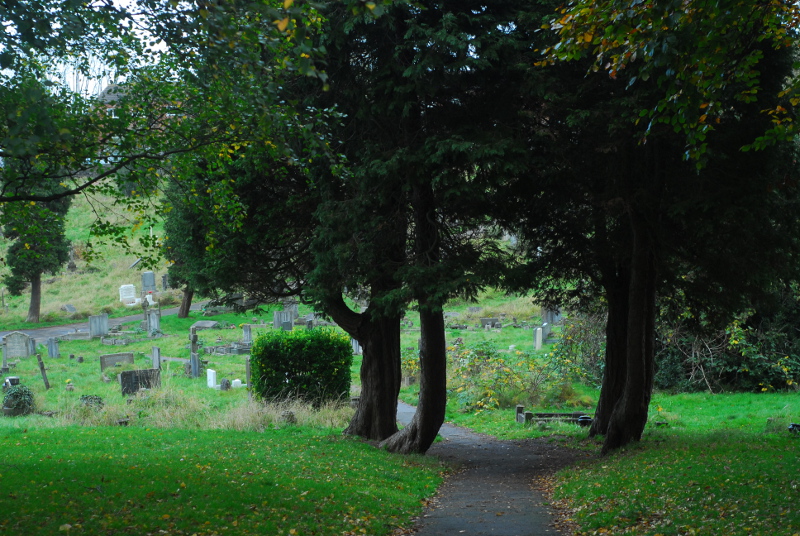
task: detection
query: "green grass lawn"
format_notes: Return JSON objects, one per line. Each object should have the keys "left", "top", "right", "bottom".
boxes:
{"left": 0, "top": 426, "right": 442, "bottom": 536}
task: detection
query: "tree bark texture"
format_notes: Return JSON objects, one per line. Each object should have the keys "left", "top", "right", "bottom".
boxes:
{"left": 603, "top": 211, "right": 657, "bottom": 454}
{"left": 380, "top": 308, "right": 447, "bottom": 454}
{"left": 178, "top": 287, "right": 194, "bottom": 318}
{"left": 589, "top": 267, "right": 630, "bottom": 437}
{"left": 26, "top": 272, "right": 42, "bottom": 323}
{"left": 327, "top": 295, "right": 401, "bottom": 441}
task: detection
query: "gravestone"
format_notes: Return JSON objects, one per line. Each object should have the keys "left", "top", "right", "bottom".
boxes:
{"left": 468, "top": 306, "right": 482, "bottom": 313}
{"left": 242, "top": 325, "right": 252, "bottom": 344}
{"left": 161, "top": 273, "right": 169, "bottom": 291}
{"left": 273, "top": 310, "right": 293, "bottom": 328}
{"left": 119, "top": 369, "right": 161, "bottom": 395}
{"left": 232, "top": 379, "right": 243, "bottom": 388}
{"left": 146, "top": 310, "right": 160, "bottom": 333}
{"left": 541, "top": 322, "right": 551, "bottom": 340}
{"left": 480, "top": 318, "right": 499, "bottom": 328}
{"left": 60, "top": 304, "right": 77, "bottom": 313}
{"left": 100, "top": 352, "right": 135, "bottom": 372}
{"left": 207, "top": 369, "right": 217, "bottom": 388}
{"left": 282, "top": 301, "right": 299, "bottom": 319}
{"left": 220, "top": 378, "right": 231, "bottom": 391}
{"left": 47, "top": 338, "right": 60, "bottom": 358}
{"left": 191, "top": 320, "right": 220, "bottom": 331}
{"left": 534, "top": 327, "right": 543, "bottom": 351}
{"left": 245, "top": 357, "right": 252, "bottom": 400}
{"left": 89, "top": 313, "right": 109, "bottom": 338}
{"left": 351, "top": 338, "right": 362, "bottom": 355}
{"left": 119, "top": 284, "right": 137, "bottom": 304}
{"left": 4, "top": 332, "right": 34, "bottom": 359}
{"left": 1, "top": 346, "right": 7, "bottom": 373}
{"left": 151, "top": 347, "right": 161, "bottom": 369}
{"left": 141, "top": 271, "right": 157, "bottom": 293}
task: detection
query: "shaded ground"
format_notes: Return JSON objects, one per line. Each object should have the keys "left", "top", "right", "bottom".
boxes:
{"left": 397, "top": 402, "right": 588, "bottom": 536}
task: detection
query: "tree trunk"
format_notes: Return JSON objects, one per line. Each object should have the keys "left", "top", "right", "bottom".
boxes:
{"left": 178, "top": 287, "right": 194, "bottom": 318}
{"left": 344, "top": 313, "right": 402, "bottom": 440}
{"left": 589, "top": 267, "right": 630, "bottom": 437}
{"left": 326, "top": 294, "right": 401, "bottom": 441}
{"left": 380, "top": 308, "right": 447, "bottom": 454}
{"left": 26, "top": 272, "right": 42, "bottom": 323}
{"left": 603, "top": 212, "right": 657, "bottom": 454}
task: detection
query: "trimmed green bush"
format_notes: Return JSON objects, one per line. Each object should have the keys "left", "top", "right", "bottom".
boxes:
{"left": 250, "top": 328, "right": 353, "bottom": 403}
{"left": 3, "top": 384, "right": 34, "bottom": 413}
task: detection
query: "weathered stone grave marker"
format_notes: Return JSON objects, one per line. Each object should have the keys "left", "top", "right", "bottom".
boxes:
{"left": 61, "top": 304, "right": 77, "bottom": 314}
{"left": 151, "top": 347, "right": 161, "bottom": 369}
{"left": 119, "top": 284, "right": 138, "bottom": 305}
{"left": 141, "top": 271, "right": 157, "bottom": 293}
{"left": 189, "top": 327, "right": 200, "bottom": 378}
{"left": 120, "top": 369, "right": 161, "bottom": 395}
{"left": 161, "top": 273, "right": 169, "bottom": 291}
{"left": 273, "top": 310, "right": 294, "bottom": 328}
{"left": 89, "top": 313, "right": 109, "bottom": 338}
{"left": 100, "top": 352, "right": 135, "bottom": 372}
{"left": 351, "top": 338, "right": 362, "bottom": 355}
{"left": 281, "top": 321, "right": 293, "bottom": 331}
{"left": 36, "top": 353, "right": 50, "bottom": 390}
{"left": 534, "top": 327, "right": 543, "bottom": 350}
{"left": 47, "top": 338, "right": 60, "bottom": 358}
{"left": 3, "top": 332, "right": 34, "bottom": 359}
{"left": 243, "top": 325, "right": 252, "bottom": 344}
{"left": 207, "top": 368, "right": 217, "bottom": 388}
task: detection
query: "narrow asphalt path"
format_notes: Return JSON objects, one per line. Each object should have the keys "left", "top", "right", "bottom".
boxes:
{"left": 397, "top": 402, "right": 585, "bottom": 536}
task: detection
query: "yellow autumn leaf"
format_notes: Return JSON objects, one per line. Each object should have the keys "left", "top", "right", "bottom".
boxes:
{"left": 276, "top": 17, "right": 289, "bottom": 31}
{"left": 283, "top": 0, "right": 294, "bottom": 8}
{"left": 583, "top": 32, "right": 593, "bottom": 43}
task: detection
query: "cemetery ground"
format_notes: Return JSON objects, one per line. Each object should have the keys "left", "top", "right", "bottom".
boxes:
{"left": 1, "top": 300, "right": 800, "bottom": 535}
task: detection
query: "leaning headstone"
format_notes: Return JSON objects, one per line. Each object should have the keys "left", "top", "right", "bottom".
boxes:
{"left": 207, "top": 369, "right": 217, "bottom": 388}
{"left": 100, "top": 352, "right": 135, "bottom": 371}
{"left": 89, "top": 313, "right": 109, "bottom": 338}
{"left": 60, "top": 304, "right": 77, "bottom": 313}
{"left": 151, "top": 347, "right": 162, "bottom": 369}
{"left": 119, "top": 369, "right": 161, "bottom": 395}
{"left": 46, "top": 338, "right": 60, "bottom": 358}
{"left": 36, "top": 353, "right": 50, "bottom": 390}
{"left": 220, "top": 378, "right": 231, "bottom": 391}
{"left": 141, "top": 271, "right": 157, "bottom": 293}
{"left": 534, "top": 327, "right": 543, "bottom": 351}
{"left": 4, "top": 332, "right": 34, "bottom": 359}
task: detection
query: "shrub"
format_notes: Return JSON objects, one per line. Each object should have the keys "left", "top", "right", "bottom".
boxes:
{"left": 3, "top": 384, "right": 34, "bottom": 413}
{"left": 250, "top": 328, "right": 353, "bottom": 404}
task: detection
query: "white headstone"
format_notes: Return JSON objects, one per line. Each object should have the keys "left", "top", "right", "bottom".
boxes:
{"left": 119, "top": 284, "right": 136, "bottom": 303}
{"left": 232, "top": 379, "right": 242, "bottom": 388}
{"left": 207, "top": 369, "right": 217, "bottom": 389}
{"left": 534, "top": 327, "right": 543, "bottom": 350}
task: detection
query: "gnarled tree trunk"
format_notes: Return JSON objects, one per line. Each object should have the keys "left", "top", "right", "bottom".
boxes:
{"left": 327, "top": 295, "right": 402, "bottom": 441}
{"left": 380, "top": 308, "right": 446, "bottom": 454}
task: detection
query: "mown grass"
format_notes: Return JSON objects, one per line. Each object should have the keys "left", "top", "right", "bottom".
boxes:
{"left": 0, "top": 426, "right": 442, "bottom": 536}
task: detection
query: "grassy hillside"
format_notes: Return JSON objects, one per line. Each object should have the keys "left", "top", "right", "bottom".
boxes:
{"left": 0, "top": 194, "right": 179, "bottom": 329}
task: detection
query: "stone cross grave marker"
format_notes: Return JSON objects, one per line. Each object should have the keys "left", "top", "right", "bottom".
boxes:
{"left": 89, "top": 313, "right": 109, "bottom": 338}
{"left": 4, "top": 332, "right": 34, "bottom": 359}
{"left": 100, "top": 352, "right": 135, "bottom": 372}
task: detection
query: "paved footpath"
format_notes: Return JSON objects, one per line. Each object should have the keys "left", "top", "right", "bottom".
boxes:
{"left": 397, "top": 402, "right": 585, "bottom": 536}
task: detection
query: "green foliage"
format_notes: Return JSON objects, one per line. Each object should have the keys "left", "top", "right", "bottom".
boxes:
{"left": 549, "top": 311, "right": 605, "bottom": 387}
{"left": 400, "top": 346, "right": 420, "bottom": 378}
{"left": 447, "top": 341, "right": 583, "bottom": 412}
{"left": 3, "top": 384, "right": 34, "bottom": 412}
{"left": 250, "top": 329, "right": 353, "bottom": 403}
